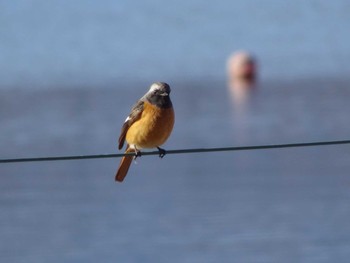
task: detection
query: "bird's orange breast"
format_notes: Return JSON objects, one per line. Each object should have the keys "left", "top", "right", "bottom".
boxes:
{"left": 126, "top": 102, "right": 175, "bottom": 149}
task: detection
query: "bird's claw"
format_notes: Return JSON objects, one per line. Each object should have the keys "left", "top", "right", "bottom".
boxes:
{"left": 134, "top": 150, "right": 142, "bottom": 160}
{"left": 157, "top": 147, "right": 166, "bottom": 158}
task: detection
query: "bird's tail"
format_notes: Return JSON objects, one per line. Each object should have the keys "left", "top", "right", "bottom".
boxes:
{"left": 115, "top": 147, "right": 134, "bottom": 182}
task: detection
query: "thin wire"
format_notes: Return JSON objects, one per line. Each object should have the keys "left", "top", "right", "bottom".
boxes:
{"left": 1, "top": 139, "right": 350, "bottom": 164}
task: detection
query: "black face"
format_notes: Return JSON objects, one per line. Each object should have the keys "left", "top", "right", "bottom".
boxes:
{"left": 147, "top": 82, "right": 172, "bottom": 108}
{"left": 152, "top": 88, "right": 168, "bottom": 97}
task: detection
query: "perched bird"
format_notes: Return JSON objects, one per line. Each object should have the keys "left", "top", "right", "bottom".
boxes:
{"left": 115, "top": 82, "right": 175, "bottom": 182}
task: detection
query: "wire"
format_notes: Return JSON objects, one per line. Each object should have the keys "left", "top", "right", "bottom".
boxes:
{"left": 1, "top": 139, "right": 350, "bottom": 164}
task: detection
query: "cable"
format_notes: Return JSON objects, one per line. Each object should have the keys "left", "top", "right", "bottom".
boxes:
{"left": 1, "top": 139, "right": 350, "bottom": 164}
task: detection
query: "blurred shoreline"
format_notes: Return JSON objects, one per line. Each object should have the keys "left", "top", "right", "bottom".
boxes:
{"left": 0, "top": 74, "right": 349, "bottom": 91}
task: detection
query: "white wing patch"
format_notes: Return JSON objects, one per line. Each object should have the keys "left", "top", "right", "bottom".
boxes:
{"left": 124, "top": 116, "right": 131, "bottom": 123}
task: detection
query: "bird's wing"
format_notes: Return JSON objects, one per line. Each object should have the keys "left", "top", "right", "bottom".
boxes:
{"left": 118, "top": 100, "right": 144, "bottom": 149}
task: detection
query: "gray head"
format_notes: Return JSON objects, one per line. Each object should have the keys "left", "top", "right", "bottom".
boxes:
{"left": 148, "top": 82, "right": 171, "bottom": 96}
{"left": 144, "top": 82, "right": 172, "bottom": 108}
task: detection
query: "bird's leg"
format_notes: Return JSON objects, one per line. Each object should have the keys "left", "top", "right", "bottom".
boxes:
{"left": 157, "top": 147, "right": 166, "bottom": 158}
{"left": 133, "top": 147, "right": 142, "bottom": 160}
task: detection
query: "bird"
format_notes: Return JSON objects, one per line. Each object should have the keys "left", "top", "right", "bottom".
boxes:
{"left": 115, "top": 82, "right": 175, "bottom": 182}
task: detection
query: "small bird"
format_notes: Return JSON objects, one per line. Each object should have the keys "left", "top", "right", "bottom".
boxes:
{"left": 115, "top": 82, "right": 175, "bottom": 182}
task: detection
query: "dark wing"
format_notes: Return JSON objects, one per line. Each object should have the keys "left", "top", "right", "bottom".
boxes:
{"left": 118, "top": 100, "right": 144, "bottom": 149}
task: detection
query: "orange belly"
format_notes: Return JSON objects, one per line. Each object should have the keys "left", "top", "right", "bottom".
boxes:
{"left": 126, "top": 102, "right": 175, "bottom": 149}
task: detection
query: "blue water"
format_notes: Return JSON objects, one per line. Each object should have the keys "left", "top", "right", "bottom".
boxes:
{"left": 1, "top": 1, "right": 350, "bottom": 263}
{"left": 0, "top": 1, "right": 349, "bottom": 88}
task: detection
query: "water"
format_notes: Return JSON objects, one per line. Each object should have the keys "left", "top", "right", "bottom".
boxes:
{"left": 1, "top": 1, "right": 350, "bottom": 262}
{"left": 1, "top": 78, "right": 350, "bottom": 262}
{"left": 0, "top": 1, "right": 349, "bottom": 88}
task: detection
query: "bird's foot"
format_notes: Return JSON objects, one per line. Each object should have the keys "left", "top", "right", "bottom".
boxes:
{"left": 157, "top": 147, "right": 166, "bottom": 158}
{"left": 133, "top": 149, "right": 142, "bottom": 160}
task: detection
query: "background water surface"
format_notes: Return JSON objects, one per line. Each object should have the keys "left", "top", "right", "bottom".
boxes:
{"left": 1, "top": 1, "right": 350, "bottom": 262}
